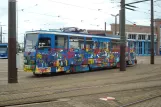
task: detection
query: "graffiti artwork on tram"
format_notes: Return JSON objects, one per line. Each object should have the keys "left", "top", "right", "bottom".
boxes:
{"left": 24, "top": 46, "right": 135, "bottom": 73}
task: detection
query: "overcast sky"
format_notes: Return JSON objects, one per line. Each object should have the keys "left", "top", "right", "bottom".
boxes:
{"left": 0, "top": 0, "right": 161, "bottom": 43}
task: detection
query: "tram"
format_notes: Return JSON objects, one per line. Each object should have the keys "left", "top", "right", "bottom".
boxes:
{"left": 24, "top": 28, "right": 137, "bottom": 76}
{"left": 0, "top": 43, "right": 8, "bottom": 59}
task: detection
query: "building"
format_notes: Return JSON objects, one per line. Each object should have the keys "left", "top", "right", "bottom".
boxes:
{"left": 87, "top": 20, "right": 161, "bottom": 56}
{"left": 154, "top": 19, "right": 161, "bottom": 54}
{"left": 111, "top": 19, "right": 161, "bottom": 55}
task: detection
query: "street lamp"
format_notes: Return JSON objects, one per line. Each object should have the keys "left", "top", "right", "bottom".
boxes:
{"left": 111, "top": 14, "right": 119, "bottom": 35}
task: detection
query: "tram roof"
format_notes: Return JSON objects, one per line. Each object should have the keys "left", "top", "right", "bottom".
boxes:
{"left": 25, "top": 30, "right": 135, "bottom": 41}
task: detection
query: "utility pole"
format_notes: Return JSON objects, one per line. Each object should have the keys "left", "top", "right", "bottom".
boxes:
{"left": 120, "top": 0, "right": 126, "bottom": 71}
{"left": 151, "top": 0, "right": 154, "bottom": 64}
{"left": 8, "top": 0, "right": 18, "bottom": 83}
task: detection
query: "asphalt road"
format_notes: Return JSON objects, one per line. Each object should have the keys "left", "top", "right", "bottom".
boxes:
{"left": 0, "top": 56, "right": 161, "bottom": 107}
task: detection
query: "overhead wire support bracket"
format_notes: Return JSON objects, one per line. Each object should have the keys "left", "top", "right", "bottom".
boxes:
{"left": 125, "top": 7, "right": 136, "bottom": 11}
{"left": 125, "top": 0, "right": 150, "bottom": 5}
{"left": 125, "top": 4, "right": 138, "bottom": 8}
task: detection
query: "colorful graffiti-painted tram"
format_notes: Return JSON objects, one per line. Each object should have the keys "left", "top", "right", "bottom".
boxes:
{"left": 24, "top": 30, "right": 137, "bottom": 76}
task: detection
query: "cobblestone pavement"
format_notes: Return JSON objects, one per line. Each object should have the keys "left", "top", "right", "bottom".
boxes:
{"left": 129, "top": 97, "right": 161, "bottom": 107}
{"left": 6, "top": 87, "right": 161, "bottom": 107}
{"left": 0, "top": 56, "right": 161, "bottom": 107}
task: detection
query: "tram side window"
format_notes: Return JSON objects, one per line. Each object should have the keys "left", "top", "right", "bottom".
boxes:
{"left": 99, "top": 42, "right": 109, "bottom": 49}
{"left": 111, "top": 41, "right": 118, "bottom": 50}
{"left": 93, "top": 41, "right": 99, "bottom": 49}
{"left": 99, "top": 42, "right": 103, "bottom": 49}
{"left": 38, "top": 38, "right": 51, "bottom": 49}
{"left": 69, "top": 36, "right": 84, "bottom": 49}
{"left": 103, "top": 42, "right": 109, "bottom": 49}
{"left": 55, "top": 35, "right": 67, "bottom": 49}
{"left": 86, "top": 37, "right": 93, "bottom": 50}
{"left": 79, "top": 37, "right": 84, "bottom": 49}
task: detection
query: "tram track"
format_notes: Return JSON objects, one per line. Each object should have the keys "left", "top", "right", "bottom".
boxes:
{"left": 110, "top": 87, "right": 161, "bottom": 107}
{"left": 21, "top": 67, "right": 159, "bottom": 84}
{"left": 119, "top": 94, "right": 161, "bottom": 107}
{"left": 1, "top": 78, "right": 161, "bottom": 96}
{"left": 1, "top": 64, "right": 161, "bottom": 106}
{"left": 0, "top": 78, "right": 161, "bottom": 103}
{"left": 1, "top": 70, "right": 161, "bottom": 95}
{"left": 2, "top": 63, "right": 158, "bottom": 85}
{"left": 2, "top": 85, "right": 161, "bottom": 107}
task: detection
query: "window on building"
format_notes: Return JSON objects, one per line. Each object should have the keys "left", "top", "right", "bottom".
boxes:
{"left": 148, "top": 35, "right": 157, "bottom": 40}
{"left": 148, "top": 35, "right": 151, "bottom": 40}
{"left": 128, "top": 34, "right": 136, "bottom": 39}
{"left": 128, "top": 35, "right": 130, "bottom": 39}
{"left": 138, "top": 34, "right": 146, "bottom": 40}
{"left": 138, "top": 35, "right": 141, "bottom": 40}
{"left": 55, "top": 35, "right": 68, "bottom": 49}
{"left": 133, "top": 34, "right": 136, "bottom": 39}
{"left": 142, "top": 35, "right": 145, "bottom": 40}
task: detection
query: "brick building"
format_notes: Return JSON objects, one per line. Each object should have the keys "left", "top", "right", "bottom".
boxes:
{"left": 86, "top": 19, "right": 161, "bottom": 55}
{"left": 154, "top": 19, "right": 161, "bottom": 54}
{"left": 111, "top": 19, "right": 161, "bottom": 55}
